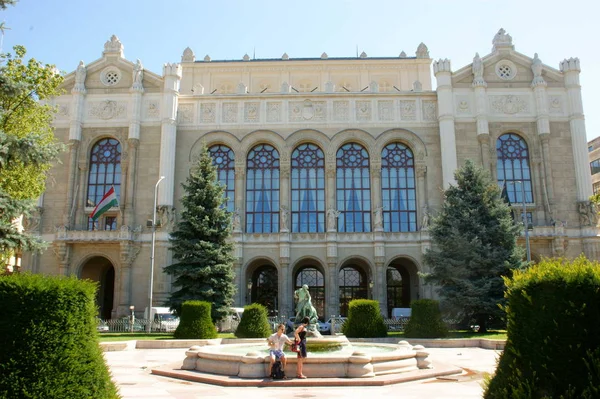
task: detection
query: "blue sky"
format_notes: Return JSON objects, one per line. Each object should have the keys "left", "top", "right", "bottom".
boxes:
{"left": 2, "top": 0, "right": 597, "bottom": 140}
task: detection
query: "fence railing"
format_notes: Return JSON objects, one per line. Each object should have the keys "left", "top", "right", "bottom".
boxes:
{"left": 97, "top": 318, "right": 179, "bottom": 333}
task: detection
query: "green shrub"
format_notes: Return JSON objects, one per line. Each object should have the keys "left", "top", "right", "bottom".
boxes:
{"left": 173, "top": 300, "right": 217, "bottom": 339}
{"left": 342, "top": 299, "right": 387, "bottom": 338}
{"left": 484, "top": 255, "right": 600, "bottom": 399}
{"left": 0, "top": 273, "right": 120, "bottom": 399}
{"left": 404, "top": 299, "right": 448, "bottom": 338}
{"left": 234, "top": 303, "right": 271, "bottom": 338}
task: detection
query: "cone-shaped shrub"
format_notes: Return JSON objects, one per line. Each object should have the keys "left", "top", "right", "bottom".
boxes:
{"left": 485, "top": 256, "right": 600, "bottom": 398}
{"left": 342, "top": 299, "right": 387, "bottom": 338}
{"left": 404, "top": 299, "right": 448, "bottom": 338}
{"left": 234, "top": 303, "right": 271, "bottom": 338}
{"left": 0, "top": 273, "right": 120, "bottom": 399}
{"left": 173, "top": 300, "right": 217, "bottom": 339}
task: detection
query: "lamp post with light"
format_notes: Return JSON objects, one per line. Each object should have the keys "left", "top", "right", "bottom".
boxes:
{"left": 129, "top": 305, "right": 135, "bottom": 333}
{"left": 147, "top": 176, "right": 165, "bottom": 332}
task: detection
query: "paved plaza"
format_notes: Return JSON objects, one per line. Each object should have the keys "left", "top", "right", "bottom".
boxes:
{"left": 105, "top": 346, "right": 500, "bottom": 399}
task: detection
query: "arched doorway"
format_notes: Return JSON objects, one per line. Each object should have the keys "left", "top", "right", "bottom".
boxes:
{"left": 294, "top": 267, "right": 325, "bottom": 320}
{"left": 386, "top": 257, "right": 419, "bottom": 317}
{"left": 80, "top": 256, "right": 115, "bottom": 319}
{"left": 338, "top": 263, "right": 369, "bottom": 316}
{"left": 249, "top": 265, "right": 278, "bottom": 315}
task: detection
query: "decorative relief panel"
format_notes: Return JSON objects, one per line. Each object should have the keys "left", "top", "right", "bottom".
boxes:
{"left": 422, "top": 101, "right": 437, "bottom": 121}
{"left": 377, "top": 100, "right": 394, "bottom": 121}
{"left": 456, "top": 96, "right": 470, "bottom": 114}
{"left": 222, "top": 103, "right": 238, "bottom": 123}
{"left": 333, "top": 101, "right": 349, "bottom": 121}
{"left": 144, "top": 100, "right": 160, "bottom": 119}
{"left": 289, "top": 99, "right": 326, "bottom": 121}
{"left": 355, "top": 101, "right": 371, "bottom": 121}
{"left": 56, "top": 103, "right": 70, "bottom": 119}
{"left": 88, "top": 100, "right": 127, "bottom": 120}
{"left": 549, "top": 96, "right": 563, "bottom": 114}
{"left": 489, "top": 95, "right": 529, "bottom": 115}
{"left": 200, "top": 103, "right": 216, "bottom": 123}
{"left": 399, "top": 100, "right": 416, "bottom": 120}
{"left": 177, "top": 103, "right": 195, "bottom": 124}
{"left": 244, "top": 102, "right": 260, "bottom": 122}
{"left": 266, "top": 102, "right": 281, "bottom": 122}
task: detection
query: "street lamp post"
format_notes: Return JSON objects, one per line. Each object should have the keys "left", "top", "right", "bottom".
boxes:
{"left": 129, "top": 305, "right": 135, "bottom": 333}
{"left": 512, "top": 181, "right": 532, "bottom": 263}
{"left": 246, "top": 279, "right": 253, "bottom": 304}
{"left": 147, "top": 176, "right": 165, "bottom": 332}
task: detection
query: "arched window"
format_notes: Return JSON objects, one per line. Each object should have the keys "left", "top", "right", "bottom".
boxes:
{"left": 336, "top": 143, "right": 371, "bottom": 232}
{"left": 87, "top": 138, "right": 121, "bottom": 230}
{"left": 246, "top": 144, "right": 280, "bottom": 233}
{"left": 291, "top": 144, "right": 325, "bottom": 232}
{"left": 338, "top": 266, "right": 367, "bottom": 316}
{"left": 250, "top": 265, "right": 278, "bottom": 313}
{"left": 208, "top": 145, "right": 235, "bottom": 212}
{"left": 381, "top": 143, "right": 417, "bottom": 232}
{"left": 497, "top": 133, "right": 534, "bottom": 204}
{"left": 295, "top": 267, "right": 325, "bottom": 319}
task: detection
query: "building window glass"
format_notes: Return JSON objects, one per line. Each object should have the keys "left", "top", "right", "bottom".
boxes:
{"left": 336, "top": 143, "right": 371, "bottom": 232}
{"left": 246, "top": 144, "right": 280, "bottom": 233}
{"left": 594, "top": 182, "right": 600, "bottom": 194}
{"left": 381, "top": 143, "right": 417, "bottom": 232}
{"left": 590, "top": 159, "right": 600, "bottom": 175}
{"left": 338, "top": 266, "right": 367, "bottom": 316}
{"left": 208, "top": 145, "right": 235, "bottom": 212}
{"left": 291, "top": 143, "right": 325, "bottom": 232}
{"left": 496, "top": 133, "right": 533, "bottom": 204}
{"left": 86, "top": 138, "right": 121, "bottom": 231}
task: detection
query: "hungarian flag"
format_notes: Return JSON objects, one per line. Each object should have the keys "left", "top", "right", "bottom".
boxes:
{"left": 90, "top": 187, "right": 119, "bottom": 221}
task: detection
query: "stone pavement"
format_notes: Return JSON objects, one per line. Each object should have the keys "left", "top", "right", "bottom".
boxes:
{"left": 104, "top": 347, "right": 501, "bottom": 399}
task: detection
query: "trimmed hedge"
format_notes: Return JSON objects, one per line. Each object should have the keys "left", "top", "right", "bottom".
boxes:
{"left": 485, "top": 256, "right": 600, "bottom": 399}
{"left": 234, "top": 303, "right": 271, "bottom": 338}
{"left": 0, "top": 273, "right": 119, "bottom": 399}
{"left": 173, "top": 300, "right": 217, "bottom": 339}
{"left": 342, "top": 299, "right": 387, "bottom": 338}
{"left": 404, "top": 299, "right": 448, "bottom": 338}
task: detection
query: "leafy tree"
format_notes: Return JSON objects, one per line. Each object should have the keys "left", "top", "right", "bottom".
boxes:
{"left": 424, "top": 160, "right": 525, "bottom": 333}
{"left": 164, "top": 144, "right": 236, "bottom": 322}
{"left": 1, "top": 34, "right": 64, "bottom": 260}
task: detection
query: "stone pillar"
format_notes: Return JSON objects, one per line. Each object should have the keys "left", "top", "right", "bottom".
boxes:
{"left": 158, "top": 63, "right": 182, "bottom": 206}
{"left": 416, "top": 162, "right": 427, "bottom": 229}
{"left": 539, "top": 135, "right": 555, "bottom": 217}
{"left": 124, "top": 139, "right": 139, "bottom": 226}
{"left": 434, "top": 59, "right": 458, "bottom": 188}
{"left": 234, "top": 163, "right": 246, "bottom": 230}
{"left": 76, "top": 160, "right": 88, "bottom": 228}
{"left": 560, "top": 57, "right": 592, "bottom": 201}
{"left": 280, "top": 163, "right": 290, "bottom": 231}
{"left": 370, "top": 161, "right": 382, "bottom": 229}
{"left": 472, "top": 53, "right": 490, "bottom": 171}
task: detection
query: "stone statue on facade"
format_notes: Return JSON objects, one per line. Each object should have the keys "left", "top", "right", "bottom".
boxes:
{"left": 472, "top": 53, "right": 486, "bottom": 87}
{"left": 373, "top": 205, "right": 384, "bottom": 230}
{"left": 73, "top": 61, "right": 86, "bottom": 93}
{"left": 293, "top": 284, "right": 320, "bottom": 333}
{"left": 421, "top": 205, "right": 430, "bottom": 230}
{"left": 132, "top": 59, "right": 144, "bottom": 89}
{"left": 327, "top": 207, "right": 341, "bottom": 231}
{"left": 531, "top": 53, "right": 545, "bottom": 86}
{"left": 280, "top": 205, "right": 289, "bottom": 231}
{"left": 232, "top": 208, "right": 241, "bottom": 231}
{"left": 578, "top": 201, "right": 598, "bottom": 226}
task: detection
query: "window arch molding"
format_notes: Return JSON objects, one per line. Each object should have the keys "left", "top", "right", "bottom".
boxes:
{"left": 374, "top": 128, "right": 427, "bottom": 159}
{"left": 495, "top": 131, "right": 534, "bottom": 204}
{"left": 286, "top": 129, "right": 330, "bottom": 156}
{"left": 329, "top": 129, "right": 376, "bottom": 159}
{"left": 240, "top": 129, "right": 285, "bottom": 157}
{"left": 188, "top": 130, "right": 240, "bottom": 162}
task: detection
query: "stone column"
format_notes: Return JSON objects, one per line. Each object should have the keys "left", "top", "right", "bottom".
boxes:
{"left": 234, "top": 163, "right": 246, "bottom": 229}
{"left": 125, "top": 77, "right": 143, "bottom": 226}
{"left": 76, "top": 161, "right": 88, "bottom": 228}
{"left": 370, "top": 161, "right": 382, "bottom": 229}
{"left": 434, "top": 59, "right": 458, "bottom": 188}
{"left": 416, "top": 162, "right": 427, "bottom": 229}
{"left": 472, "top": 53, "right": 490, "bottom": 172}
{"left": 158, "top": 63, "right": 182, "bottom": 206}
{"left": 560, "top": 57, "right": 592, "bottom": 201}
{"left": 280, "top": 163, "right": 290, "bottom": 232}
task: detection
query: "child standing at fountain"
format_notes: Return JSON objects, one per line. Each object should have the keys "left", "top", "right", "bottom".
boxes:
{"left": 294, "top": 316, "right": 309, "bottom": 379}
{"left": 267, "top": 323, "right": 292, "bottom": 378}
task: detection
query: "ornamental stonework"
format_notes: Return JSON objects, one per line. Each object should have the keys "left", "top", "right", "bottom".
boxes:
{"left": 456, "top": 96, "right": 470, "bottom": 114}
{"left": 88, "top": 100, "right": 127, "bottom": 120}
{"left": 56, "top": 104, "right": 70, "bottom": 119}
{"left": 244, "top": 102, "right": 260, "bottom": 122}
{"left": 490, "top": 95, "right": 529, "bottom": 114}
{"left": 378, "top": 100, "right": 394, "bottom": 121}
{"left": 289, "top": 100, "right": 326, "bottom": 121}
{"left": 223, "top": 103, "right": 238, "bottom": 123}
{"left": 144, "top": 100, "right": 160, "bottom": 119}
{"left": 399, "top": 100, "right": 416, "bottom": 120}
{"left": 422, "top": 101, "right": 437, "bottom": 121}
{"left": 200, "top": 103, "right": 216, "bottom": 123}
{"left": 266, "top": 102, "right": 281, "bottom": 122}
{"left": 177, "top": 103, "right": 195, "bottom": 124}
{"left": 356, "top": 101, "right": 371, "bottom": 121}
{"left": 549, "top": 96, "right": 563, "bottom": 114}
{"left": 333, "top": 101, "right": 349, "bottom": 121}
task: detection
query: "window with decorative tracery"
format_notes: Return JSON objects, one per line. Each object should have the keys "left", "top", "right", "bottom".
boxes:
{"left": 295, "top": 267, "right": 325, "bottom": 319}
{"left": 208, "top": 145, "right": 235, "bottom": 212}
{"left": 291, "top": 143, "right": 325, "bottom": 233}
{"left": 87, "top": 138, "right": 121, "bottom": 230}
{"left": 336, "top": 143, "right": 371, "bottom": 232}
{"left": 381, "top": 143, "right": 417, "bottom": 232}
{"left": 338, "top": 266, "right": 367, "bottom": 316}
{"left": 246, "top": 144, "right": 280, "bottom": 233}
{"left": 497, "top": 133, "right": 533, "bottom": 204}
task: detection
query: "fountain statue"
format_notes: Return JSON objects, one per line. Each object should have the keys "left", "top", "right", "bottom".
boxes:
{"left": 293, "top": 284, "right": 321, "bottom": 337}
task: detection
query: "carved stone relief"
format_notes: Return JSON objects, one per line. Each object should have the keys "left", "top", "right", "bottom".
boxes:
{"left": 456, "top": 97, "right": 470, "bottom": 114}
{"left": 223, "top": 103, "right": 238, "bottom": 123}
{"left": 289, "top": 100, "right": 326, "bottom": 121}
{"left": 267, "top": 102, "right": 281, "bottom": 122}
{"left": 378, "top": 100, "right": 394, "bottom": 121}
{"left": 490, "top": 95, "right": 529, "bottom": 115}
{"left": 88, "top": 100, "right": 127, "bottom": 120}
{"left": 244, "top": 102, "right": 260, "bottom": 122}
{"left": 399, "top": 100, "right": 416, "bottom": 120}
{"left": 56, "top": 104, "right": 70, "bottom": 119}
{"left": 422, "top": 101, "right": 437, "bottom": 121}
{"left": 144, "top": 100, "right": 160, "bottom": 119}
{"left": 333, "top": 101, "right": 349, "bottom": 121}
{"left": 177, "top": 103, "right": 195, "bottom": 124}
{"left": 200, "top": 103, "right": 216, "bottom": 123}
{"left": 549, "top": 96, "right": 563, "bottom": 114}
{"left": 356, "top": 101, "right": 371, "bottom": 121}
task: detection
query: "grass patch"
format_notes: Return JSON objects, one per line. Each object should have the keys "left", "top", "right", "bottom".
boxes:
{"left": 387, "top": 330, "right": 507, "bottom": 340}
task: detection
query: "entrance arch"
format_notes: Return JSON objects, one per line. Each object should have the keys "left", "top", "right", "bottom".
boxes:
{"left": 292, "top": 259, "right": 326, "bottom": 321}
{"left": 338, "top": 258, "right": 372, "bottom": 316}
{"left": 80, "top": 256, "right": 115, "bottom": 319}
{"left": 386, "top": 257, "right": 419, "bottom": 317}
{"left": 247, "top": 261, "right": 278, "bottom": 315}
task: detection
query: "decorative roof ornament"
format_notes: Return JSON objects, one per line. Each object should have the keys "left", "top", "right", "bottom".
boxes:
{"left": 282, "top": 52, "right": 289, "bottom": 60}
{"left": 204, "top": 54, "right": 211, "bottom": 62}
{"left": 73, "top": 60, "right": 86, "bottom": 93}
{"left": 181, "top": 47, "right": 195, "bottom": 62}
{"left": 416, "top": 43, "right": 429, "bottom": 59}
{"left": 243, "top": 53, "right": 250, "bottom": 61}
{"left": 560, "top": 57, "right": 581, "bottom": 73}
{"left": 321, "top": 52, "right": 328, "bottom": 59}
{"left": 492, "top": 28, "right": 514, "bottom": 52}
{"left": 132, "top": 59, "right": 144, "bottom": 91}
{"left": 399, "top": 51, "right": 407, "bottom": 58}
{"left": 103, "top": 35, "right": 124, "bottom": 57}
{"left": 360, "top": 51, "right": 367, "bottom": 58}
{"left": 531, "top": 53, "right": 546, "bottom": 87}
{"left": 472, "top": 53, "right": 487, "bottom": 87}
{"left": 433, "top": 58, "right": 451, "bottom": 74}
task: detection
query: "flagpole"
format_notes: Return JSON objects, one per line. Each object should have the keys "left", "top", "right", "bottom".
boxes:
{"left": 147, "top": 176, "right": 165, "bottom": 332}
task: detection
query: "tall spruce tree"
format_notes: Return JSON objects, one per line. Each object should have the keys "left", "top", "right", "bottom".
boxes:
{"left": 424, "top": 160, "right": 526, "bottom": 333}
{"left": 164, "top": 144, "right": 236, "bottom": 322}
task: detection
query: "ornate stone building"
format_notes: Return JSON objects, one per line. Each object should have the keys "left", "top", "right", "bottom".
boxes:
{"left": 23, "top": 30, "right": 598, "bottom": 320}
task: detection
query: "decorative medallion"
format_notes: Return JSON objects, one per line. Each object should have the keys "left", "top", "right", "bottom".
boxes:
{"left": 356, "top": 101, "right": 371, "bottom": 121}
{"left": 490, "top": 95, "right": 529, "bottom": 114}
{"left": 223, "top": 103, "right": 238, "bottom": 123}
{"left": 378, "top": 100, "right": 394, "bottom": 121}
{"left": 200, "top": 103, "right": 216, "bottom": 123}
{"left": 88, "top": 100, "right": 126, "bottom": 119}
{"left": 267, "top": 102, "right": 281, "bottom": 122}
{"left": 244, "top": 102, "right": 260, "bottom": 122}
{"left": 399, "top": 100, "right": 416, "bottom": 120}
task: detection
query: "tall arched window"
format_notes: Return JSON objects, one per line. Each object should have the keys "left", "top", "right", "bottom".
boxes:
{"left": 291, "top": 143, "right": 325, "bottom": 232}
{"left": 208, "top": 145, "right": 235, "bottom": 212}
{"left": 338, "top": 266, "right": 367, "bottom": 316}
{"left": 497, "top": 133, "right": 533, "bottom": 204}
{"left": 381, "top": 143, "right": 417, "bottom": 232}
{"left": 336, "top": 143, "right": 371, "bottom": 232}
{"left": 246, "top": 144, "right": 280, "bottom": 233}
{"left": 87, "top": 138, "right": 121, "bottom": 230}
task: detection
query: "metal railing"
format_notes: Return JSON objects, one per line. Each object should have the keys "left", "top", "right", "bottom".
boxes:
{"left": 97, "top": 318, "right": 179, "bottom": 333}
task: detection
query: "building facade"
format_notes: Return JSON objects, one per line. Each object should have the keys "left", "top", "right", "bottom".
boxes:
{"left": 23, "top": 30, "right": 599, "bottom": 320}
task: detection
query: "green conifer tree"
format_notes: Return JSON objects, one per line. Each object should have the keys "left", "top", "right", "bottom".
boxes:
{"left": 424, "top": 160, "right": 526, "bottom": 332}
{"left": 164, "top": 144, "right": 235, "bottom": 322}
